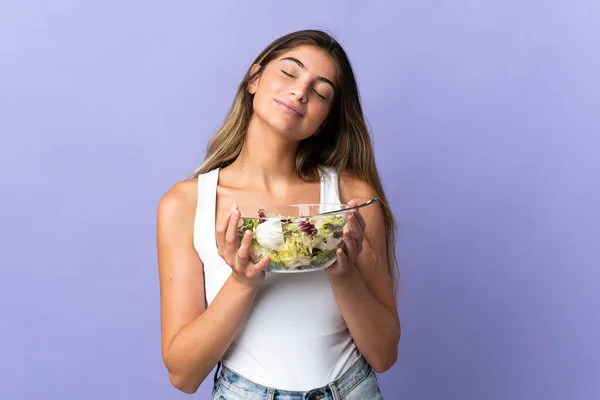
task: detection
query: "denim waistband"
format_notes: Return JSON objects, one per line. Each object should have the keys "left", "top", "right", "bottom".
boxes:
{"left": 214, "top": 356, "right": 372, "bottom": 399}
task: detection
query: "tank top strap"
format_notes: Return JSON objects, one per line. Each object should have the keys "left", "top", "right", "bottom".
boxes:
{"left": 193, "top": 168, "right": 221, "bottom": 264}
{"left": 319, "top": 166, "right": 342, "bottom": 208}
{"left": 201, "top": 168, "right": 219, "bottom": 219}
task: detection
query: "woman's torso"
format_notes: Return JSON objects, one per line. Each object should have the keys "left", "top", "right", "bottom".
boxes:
{"left": 192, "top": 166, "right": 360, "bottom": 391}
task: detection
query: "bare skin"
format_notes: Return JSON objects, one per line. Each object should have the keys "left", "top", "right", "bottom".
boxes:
{"left": 157, "top": 44, "right": 400, "bottom": 394}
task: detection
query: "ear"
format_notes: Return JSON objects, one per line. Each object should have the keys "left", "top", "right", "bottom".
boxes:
{"left": 247, "top": 64, "right": 262, "bottom": 95}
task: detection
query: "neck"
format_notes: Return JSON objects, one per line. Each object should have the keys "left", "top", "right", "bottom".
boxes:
{"left": 227, "top": 116, "right": 301, "bottom": 190}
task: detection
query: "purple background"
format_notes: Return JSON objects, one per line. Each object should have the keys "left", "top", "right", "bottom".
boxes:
{"left": 1, "top": 1, "right": 599, "bottom": 399}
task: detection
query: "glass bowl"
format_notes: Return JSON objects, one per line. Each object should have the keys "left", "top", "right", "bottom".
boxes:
{"left": 236, "top": 203, "right": 351, "bottom": 273}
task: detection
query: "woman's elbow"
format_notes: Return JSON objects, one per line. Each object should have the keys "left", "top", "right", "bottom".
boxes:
{"left": 168, "top": 371, "right": 200, "bottom": 394}
{"left": 372, "top": 331, "right": 400, "bottom": 373}
{"left": 163, "top": 350, "right": 204, "bottom": 393}
{"left": 371, "top": 347, "right": 398, "bottom": 373}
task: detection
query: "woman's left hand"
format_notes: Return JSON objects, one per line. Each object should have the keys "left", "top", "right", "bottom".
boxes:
{"left": 325, "top": 199, "right": 367, "bottom": 276}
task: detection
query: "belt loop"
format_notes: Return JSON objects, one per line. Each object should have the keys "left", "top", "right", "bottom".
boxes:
{"left": 266, "top": 387, "right": 276, "bottom": 400}
{"left": 328, "top": 382, "right": 341, "bottom": 400}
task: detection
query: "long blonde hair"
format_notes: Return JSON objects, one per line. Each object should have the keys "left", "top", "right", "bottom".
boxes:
{"left": 189, "top": 29, "right": 399, "bottom": 291}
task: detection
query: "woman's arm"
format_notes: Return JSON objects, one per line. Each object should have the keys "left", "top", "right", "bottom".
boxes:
{"left": 157, "top": 181, "right": 262, "bottom": 393}
{"left": 326, "top": 174, "right": 401, "bottom": 373}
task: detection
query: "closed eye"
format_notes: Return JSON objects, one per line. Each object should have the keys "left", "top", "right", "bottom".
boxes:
{"left": 312, "top": 89, "right": 326, "bottom": 100}
{"left": 282, "top": 69, "right": 327, "bottom": 100}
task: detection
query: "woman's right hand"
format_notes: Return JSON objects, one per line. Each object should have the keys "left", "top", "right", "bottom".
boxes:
{"left": 216, "top": 204, "right": 269, "bottom": 287}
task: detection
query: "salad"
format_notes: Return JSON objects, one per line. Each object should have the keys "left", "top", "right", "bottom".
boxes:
{"left": 237, "top": 209, "right": 348, "bottom": 272}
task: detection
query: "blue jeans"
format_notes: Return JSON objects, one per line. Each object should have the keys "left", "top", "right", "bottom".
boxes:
{"left": 211, "top": 356, "right": 384, "bottom": 399}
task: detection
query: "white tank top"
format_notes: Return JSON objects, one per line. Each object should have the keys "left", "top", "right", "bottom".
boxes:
{"left": 193, "top": 167, "right": 360, "bottom": 391}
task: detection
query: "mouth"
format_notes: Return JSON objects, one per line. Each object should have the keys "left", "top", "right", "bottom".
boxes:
{"left": 275, "top": 99, "right": 304, "bottom": 118}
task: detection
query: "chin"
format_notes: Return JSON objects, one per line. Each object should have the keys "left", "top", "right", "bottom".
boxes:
{"left": 261, "top": 119, "right": 307, "bottom": 142}
{"left": 274, "top": 127, "right": 311, "bottom": 142}
{"left": 252, "top": 107, "right": 312, "bottom": 142}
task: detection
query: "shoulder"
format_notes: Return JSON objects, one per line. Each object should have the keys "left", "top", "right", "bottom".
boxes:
{"left": 157, "top": 178, "right": 199, "bottom": 224}
{"left": 338, "top": 171, "right": 377, "bottom": 203}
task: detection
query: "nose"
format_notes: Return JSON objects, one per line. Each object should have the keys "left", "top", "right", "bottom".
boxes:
{"left": 290, "top": 79, "right": 310, "bottom": 103}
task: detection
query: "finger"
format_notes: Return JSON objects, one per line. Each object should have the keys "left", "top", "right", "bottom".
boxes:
{"left": 336, "top": 247, "right": 349, "bottom": 267}
{"left": 236, "top": 230, "right": 253, "bottom": 267}
{"left": 225, "top": 208, "right": 241, "bottom": 262}
{"left": 216, "top": 205, "right": 236, "bottom": 256}
{"left": 348, "top": 213, "right": 364, "bottom": 236}
{"left": 348, "top": 214, "right": 365, "bottom": 250}
{"left": 347, "top": 226, "right": 363, "bottom": 256}
{"left": 347, "top": 199, "right": 359, "bottom": 207}
{"left": 351, "top": 209, "right": 366, "bottom": 231}
{"left": 343, "top": 228, "right": 359, "bottom": 263}
{"left": 252, "top": 255, "right": 270, "bottom": 275}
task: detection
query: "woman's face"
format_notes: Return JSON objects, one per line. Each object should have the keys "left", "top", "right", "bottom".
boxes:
{"left": 248, "top": 45, "right": 337, "bottom": 142}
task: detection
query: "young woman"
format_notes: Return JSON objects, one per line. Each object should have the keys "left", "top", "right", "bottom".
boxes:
{"left": 157, "top": 29, "right": 400, "bottom": 399}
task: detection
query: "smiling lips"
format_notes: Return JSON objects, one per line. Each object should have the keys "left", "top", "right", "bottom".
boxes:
{"left": 275, "top": 99, "right": 304, "bottom": 118}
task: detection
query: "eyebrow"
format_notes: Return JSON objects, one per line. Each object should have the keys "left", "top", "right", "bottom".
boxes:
{"left": 280, "top": 56, "right": 336, "bottom": 90}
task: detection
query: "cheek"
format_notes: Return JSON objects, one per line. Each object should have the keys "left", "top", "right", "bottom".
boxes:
{"left": 252, "top": 88, "right": 272, "bottom": 113}
{"left": 254, "top": 77, "right": 283, "bottom": 108}
{"left": 310, "top": 103, "right": 332, "bottom": 126}
{"left": 258, "top": 71, "right": 285, "bottom": 95}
